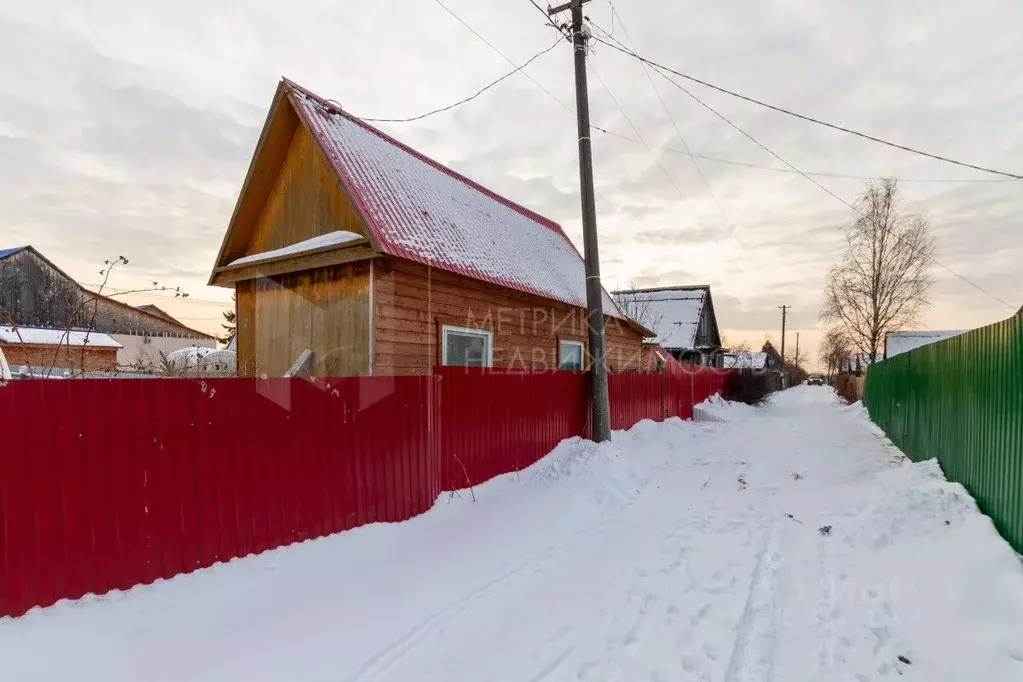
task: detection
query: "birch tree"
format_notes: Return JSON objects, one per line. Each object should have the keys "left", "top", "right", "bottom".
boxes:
{"left": 821, "top": 178, "right": 935, "bottom": 362}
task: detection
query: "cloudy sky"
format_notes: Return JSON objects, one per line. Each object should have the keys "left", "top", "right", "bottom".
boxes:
{"left": 2, "top": 0, "right": 1020, "bottom": 365}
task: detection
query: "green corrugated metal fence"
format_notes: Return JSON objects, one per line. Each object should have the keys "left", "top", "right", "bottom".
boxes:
{"left": 864, "top": 313, "right": 1023, "bottom": 552}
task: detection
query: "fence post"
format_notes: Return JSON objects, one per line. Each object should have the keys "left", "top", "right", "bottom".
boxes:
{"left": 662, "top": 368, "right": 671, "bottom": 421}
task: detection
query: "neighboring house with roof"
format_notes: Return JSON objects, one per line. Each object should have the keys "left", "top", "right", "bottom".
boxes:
{"left": 612, "top": 285, "right": 723, "bottom": 366}
{"left": 884, "top": 330, "right": 969, "bottom": 359}
{"left": 0, "top": 246, "right": 216, "bottom": 371}
{"left": 208, "top": 78, "right": 651, "bottom": 377}
{"left": 723, "top": 351, "right": 768, "bottom": 370}
{"left": 0, "top": 326, "right": 121, "bottom": 373}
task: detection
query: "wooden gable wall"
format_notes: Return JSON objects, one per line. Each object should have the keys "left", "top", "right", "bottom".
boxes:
{"left": 229, "top": 104, "right": 374, "bottom": 378}
{"left": 244, "top": 125, "right": 368, "bottom": 259}
{"left": 694, "top": 298, "right": 720, "bottom": 349}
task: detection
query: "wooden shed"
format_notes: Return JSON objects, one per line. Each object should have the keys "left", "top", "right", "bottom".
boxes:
{"left": 210, "top": 79, "right": 650, "bottom": 377}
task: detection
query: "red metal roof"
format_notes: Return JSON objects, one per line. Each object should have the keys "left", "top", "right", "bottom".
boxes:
{"left": 284, "top": 79, "right": 624, "bottom": 318}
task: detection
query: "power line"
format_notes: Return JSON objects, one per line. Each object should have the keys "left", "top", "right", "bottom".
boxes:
{"left": 646, "top": 66, "right": 1016, "bottom": 310}
{"left": 359, "top": 38, "right": 562, "bottom": 123}
{"left": 590, "top": 35, "right": 1023, "bottom": 180}
{"left": 586, "top": 61, "right": 688, "bottom": 202}
{"left": 431, "top": 0, "right": 573, "bottom": 113}
{"left": 447, "top": 0, "right": 1014, "bottom": 310}
{"left": 645, "top": 52, "right": 861, "bottom": 214}
{"left": 592, "top": 7, "right": 734, "bottom": 232}
{"left": 356, "top": 1, "right": 1012, "bottom": 185}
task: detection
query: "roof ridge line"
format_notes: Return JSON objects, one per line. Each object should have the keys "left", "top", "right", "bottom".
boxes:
{"left": 281, "top": 78, "right": 569, "bottom": 237}
{"left": 611, "top": 284, "right": 711, "bottom": 294}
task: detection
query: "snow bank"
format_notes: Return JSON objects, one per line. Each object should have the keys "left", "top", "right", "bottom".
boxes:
{"left": 693, "top": 393, "right": 759, "bottom": 422}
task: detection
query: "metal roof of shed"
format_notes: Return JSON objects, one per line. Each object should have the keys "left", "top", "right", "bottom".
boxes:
{"left": 284, "top": 80, "right": 624, "bottom": 318}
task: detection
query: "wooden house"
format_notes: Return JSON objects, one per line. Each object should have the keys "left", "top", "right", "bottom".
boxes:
{"left": 0, "top": 246, "right": 216, "bottom": 370}
{"left": 209, "top": 79, "right": 651, "bottom": 377}
{"left": 612, "top": 285, "right": 724, "bottom": 366}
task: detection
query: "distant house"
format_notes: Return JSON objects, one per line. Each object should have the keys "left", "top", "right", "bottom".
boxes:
{"left": 0, "top": 326, "right": 121, "bottom": 374}
{"left": 611, "top": 285, "right": 723, "bottom": 366}
{"left": 723, "top": 351, "right": 768, "bottom": 370}
{"left": 208, "top": 79, "right": 651, "bottom": 377}
{"left": 760, "top": 341, "right": 784, "bottom": 369}
{"left": 0, "top": 246, "right": 216, "bottom": 371}
{"left": 884, "top": 330, "right": 969, "bottom": 359}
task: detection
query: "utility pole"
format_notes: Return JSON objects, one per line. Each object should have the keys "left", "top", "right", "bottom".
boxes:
{"left": 550, "top": 0, "right": 610, "bottom": 442}
{"left": 778, "top": 305, "right": 790, "bottom": 388}
{"left": 795, "top": 332, "right": 801, "bottom": 366}
{"left": 778, "top": 305, "right": 790, "bottom": 363}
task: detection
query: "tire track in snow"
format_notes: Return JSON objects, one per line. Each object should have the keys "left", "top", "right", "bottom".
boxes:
{"left": 722, "top": 521, "right": 786, "bottom": 682}
{"left": 343, "top": 492, "right": 658, "bottom": 682}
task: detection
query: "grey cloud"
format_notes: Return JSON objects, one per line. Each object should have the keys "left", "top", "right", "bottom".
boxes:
{"left": 0, "top": 0, "right": 1020, "bottom": 336}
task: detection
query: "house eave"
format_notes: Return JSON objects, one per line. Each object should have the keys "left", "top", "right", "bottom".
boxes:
{"left": 210, "top": 241, "right": 379, "bottom": 286}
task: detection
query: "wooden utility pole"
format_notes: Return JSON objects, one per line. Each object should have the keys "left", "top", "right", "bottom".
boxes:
{"left": 778, "top": 305, "right": 790, "bottom": 387}
{"left": 778, "top": 305, "right": 790, "bottom": 363}
{"left": 550, "top": 0, "right": 610, "bottom": 442}
{"left": 795, "top": 332, "right": 800, "bottom": 366}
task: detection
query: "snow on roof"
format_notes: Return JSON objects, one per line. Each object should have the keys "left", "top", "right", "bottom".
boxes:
{"left": 0, "top": 326, "right": 121, "bottom": 348}
{"left": 886, "top": 330, "right": 969, "bottom": 358}
{"left": 286, "top": 81, "right": 623, "bottom": 318}
{"left": 613, "top": 287, "right": 707, "bottom": 349}
{"left": 228, "top": 231, "right": 364, "bottom": 267}
{"left": 723, "top": 351, "right": 768, "bottom": 370}
{"left": 0, "top": 246, "right": 26, "bottom": 259}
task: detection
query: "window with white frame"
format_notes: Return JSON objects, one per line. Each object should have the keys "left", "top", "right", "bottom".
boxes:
{"left": 441, "top": 325, "right": 493, "bottom": 367}
{"left": 559, "top": 340, "right": 585, "bottom": 371}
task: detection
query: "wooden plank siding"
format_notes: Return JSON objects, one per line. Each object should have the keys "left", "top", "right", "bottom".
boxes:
{"left": 372, "top": 258, "right": 645, "bottom": 375}
{"left": 236, "top": 263, "right": 370, "bottom": 378}
{"left": 245, "top": 125, "right": 368, "bottom": 259}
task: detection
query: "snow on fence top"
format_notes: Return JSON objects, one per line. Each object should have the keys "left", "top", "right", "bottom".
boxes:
{"left": 285, "top": 81, "right": 624, "bottom": 318}
{"left": 885, "top": 330, "right": 969, "bottom": 358}
{"left": 614, "top": 287, "right": 707, "bottom": 349}
{"left": 228, "top": 231, "right": 364, "bottom": 267}
{"left": 0, "top": 326, "right": 122, "bottom": 348}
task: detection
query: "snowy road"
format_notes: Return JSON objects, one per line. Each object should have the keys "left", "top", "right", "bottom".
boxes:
{"left": 4, "top": 387, "right": 1023, "bottom": 681}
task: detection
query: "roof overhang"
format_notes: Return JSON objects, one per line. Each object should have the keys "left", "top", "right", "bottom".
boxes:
{"left": 624, "top": 318, "right": 657, "bottom": 338}
{"left": 210, "top": 239, "right": 378, "bottom": 286}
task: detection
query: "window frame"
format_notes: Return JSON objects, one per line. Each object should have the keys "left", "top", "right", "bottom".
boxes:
{"left": 558, "top": 339, "right": 586, "bottom": 371}
{"left": 441, "top": 325, "right": 494, "bottom": 368}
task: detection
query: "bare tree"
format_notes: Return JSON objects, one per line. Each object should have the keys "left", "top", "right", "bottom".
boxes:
{"left": 720, "top": 333, "right": 751, "bottom": 353}
{"left": 821, "top": 178, "right": 935, "bottom": 362}
{"left": 818, "top": 327, "right": 853, "bottom": 379}
{"left": 613, "top": 280, "right": 664, "bottom": 333}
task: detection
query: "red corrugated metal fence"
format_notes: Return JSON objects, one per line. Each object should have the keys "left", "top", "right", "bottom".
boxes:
{"left": 0, "top": 367, "right": 727, "bottom": 618}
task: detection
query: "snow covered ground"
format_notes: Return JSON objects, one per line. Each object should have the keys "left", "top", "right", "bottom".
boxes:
{"left": 4, "top": 386, "right": 1023, "bottom": 681}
